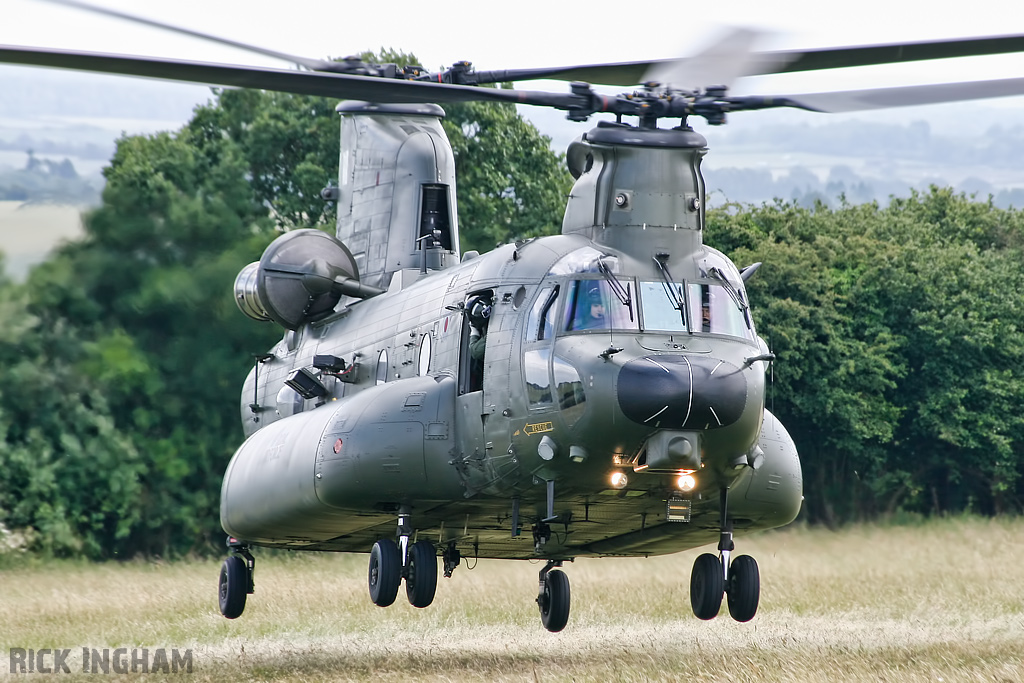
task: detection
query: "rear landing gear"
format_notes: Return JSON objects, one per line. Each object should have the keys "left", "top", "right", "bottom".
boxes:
{"left": 537, "top": 560, "right": 570, "bottom": 632}
{"left": 218, "top": 538, "right": 254, "bottom": 619}
{"left": 689, "top": 488, "right": 761, "bottom": 622}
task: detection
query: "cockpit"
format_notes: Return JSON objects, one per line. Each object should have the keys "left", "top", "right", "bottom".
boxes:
{"left": 524, "top": 246, "right": 756, "bottom": 342}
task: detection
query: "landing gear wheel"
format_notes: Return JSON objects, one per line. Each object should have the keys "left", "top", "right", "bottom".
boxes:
{"left": 538, "top": 569, "right": 571, "bottom": 632}
{"left": 405, "top": 540, "right": 438, "bottom": 608}
{"left": 690, "top": 552, "right": 724, "bottom": 620}
{"left": 726, "top": 554, "right": 760, "bottom": 622}
{"left": 368, "top": 539, "right": 401, "bottom": 607}
{"left": 218, "top": 555, "right": 247, "bottom": 619}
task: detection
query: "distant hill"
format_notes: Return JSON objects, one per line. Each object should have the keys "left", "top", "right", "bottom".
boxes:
{"left": 5, "top": 68, "right": 1024, "bottom": 211}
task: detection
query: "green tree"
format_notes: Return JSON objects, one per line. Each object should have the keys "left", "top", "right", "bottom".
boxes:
{"left": 441, "top": 97, "right": 573, "bottom": 252}
{"left": 708, "top": 190, "right": 1024, "bottom": 522}
{"left": 16, "top": 122, "right": 280, "bottom": 557}
{"left": 0, "top": 277, "right": 144, "bottom": 557}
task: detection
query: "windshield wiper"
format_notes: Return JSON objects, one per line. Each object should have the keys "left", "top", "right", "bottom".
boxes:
{"left": 598, "top": 258, "right": 634, "bottom": 322}
{"left": 652, "top": 254, "right": 685, "bottom": 318}
{"left": 708, "top": 266, "right": 747, "bottom": 312}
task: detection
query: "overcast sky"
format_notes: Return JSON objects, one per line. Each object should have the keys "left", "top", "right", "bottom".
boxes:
{"left": 3, "top": 0, "right": 1024, "bottom": 145}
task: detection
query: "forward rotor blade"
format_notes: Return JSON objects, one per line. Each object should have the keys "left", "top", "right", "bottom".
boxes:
{"left": 473, "top": 33, "right": 1024, "bottom": 87}
{"left": 0, "top": 45, "right": 584, "bottom": 109}
{"left": 37, "top": 0, "right": 338, "bottom": 72}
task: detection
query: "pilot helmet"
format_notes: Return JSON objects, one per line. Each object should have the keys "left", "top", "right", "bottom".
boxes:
{"left": 467, "top": 295, "right": 492, "bottom": 328}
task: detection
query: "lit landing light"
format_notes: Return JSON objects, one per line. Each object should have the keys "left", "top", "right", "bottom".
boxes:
{"left": 610, "top": 472, "right": 629, "bottom": 489}
{"left": 676, "top": 472, "right": 697, "bottom": 492}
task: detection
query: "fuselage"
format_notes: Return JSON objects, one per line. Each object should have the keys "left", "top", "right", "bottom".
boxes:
{"left": 221, "top": 233, "right": 802, "bottom": 559}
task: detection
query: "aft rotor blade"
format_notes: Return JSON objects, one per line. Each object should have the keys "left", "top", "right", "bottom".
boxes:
{"left": 0, "top": 45, "right": 586, "bottom": 109}
{"left": 734, "top": 78, "right": 1024, "bottom": 113}
{"left": 37, "top": 0, "right": 337, "bottom": 72}
{"left": 473, "top": 33, "right": 1024, "bottom": 87}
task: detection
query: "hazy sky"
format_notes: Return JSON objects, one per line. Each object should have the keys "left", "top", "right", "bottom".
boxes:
{"left": 5, "top": 0, "right": 1024, "bottom": 93}
{"left": 3, "top": 0, "right": 1024, "bottom": 146}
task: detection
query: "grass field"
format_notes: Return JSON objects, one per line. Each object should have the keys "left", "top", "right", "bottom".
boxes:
{"left": 3, "top": 517, "right": 1023, "bottom": 681}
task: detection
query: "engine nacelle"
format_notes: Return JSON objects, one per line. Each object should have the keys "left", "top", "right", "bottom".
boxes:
{"left": 233, "top": 229, "right": 381, "bottom": 329}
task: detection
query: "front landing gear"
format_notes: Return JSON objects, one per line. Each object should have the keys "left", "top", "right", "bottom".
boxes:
{"left": 690, "top": 553, "right": 724, "bottom": 620}
{"left": 536, "top": 560, "right": 570, "bottom": 632}
{"left": 219, "top": 538, "right": 254, "bottom": 619}
{"left": 689, "top": 489, "right": 761, "bottom": 622}
{"left": 367, "top": 507, "right": 439, "bottom": 609}
{"left": 726, "top": 554, "right": 760, "bottom": 622}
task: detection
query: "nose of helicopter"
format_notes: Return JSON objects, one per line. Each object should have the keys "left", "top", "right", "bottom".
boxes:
{"left": 616, "top": 355, "right": 748, "bottom": 429}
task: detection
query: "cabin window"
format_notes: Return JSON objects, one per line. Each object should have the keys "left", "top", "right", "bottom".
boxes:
{"left": 376, "top": 349, "right": 389, "bottom": 385}
{"left": 524, "top": 349, "right": 552, "bottom": 408}
{"left": 513, "top": 286, "right": 527, "bottom": 309}
{"left": 639, "top": 281, "right": 687, "bottom": 332}
{"left": 417, "top": 334, "right": 432, "bottom": 376}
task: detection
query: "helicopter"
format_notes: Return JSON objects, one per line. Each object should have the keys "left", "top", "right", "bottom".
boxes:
{"left": 4, "top": 0, "right": 1024, "bottom": 633}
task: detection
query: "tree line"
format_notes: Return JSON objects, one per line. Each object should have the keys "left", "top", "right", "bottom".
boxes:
{"left": 0, "top": 66, "right": 1021, "bottom": 558}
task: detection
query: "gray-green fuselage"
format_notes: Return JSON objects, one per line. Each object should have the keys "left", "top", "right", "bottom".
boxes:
{"left": 221, "top": 112, "right": 802, "bottom": 561}
{"left": 222, "top": 235, "right": 801, "bottom": 559}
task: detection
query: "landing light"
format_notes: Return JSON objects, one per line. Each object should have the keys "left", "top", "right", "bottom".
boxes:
{"left": 676, "top": 473, "right": 697, "bottom": 492}
{"left": 610, "top": 472, "right": 628, "bottom": 489}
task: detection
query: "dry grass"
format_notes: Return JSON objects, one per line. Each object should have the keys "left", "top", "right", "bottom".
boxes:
{"left": 3, "top": 517, "right": 1024, "bottom": 681}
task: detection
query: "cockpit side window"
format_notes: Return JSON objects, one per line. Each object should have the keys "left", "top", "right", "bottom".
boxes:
{"left": 562, "top": 280, "right": 638, "bottom": 332}
{"left": 526, "top": 285, "right": 560, "bottom": 342}
{"left": 687, "top": 283, "right": 753, "bottom": 339}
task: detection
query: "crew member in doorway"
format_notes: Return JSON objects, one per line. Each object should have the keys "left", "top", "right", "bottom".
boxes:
{"left": 467, "top": 292, "right": 492, "bottom": 391}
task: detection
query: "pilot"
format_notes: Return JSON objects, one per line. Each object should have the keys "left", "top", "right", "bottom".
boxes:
{"left": 576, "top": 285, "right": 607, "bottom": 330}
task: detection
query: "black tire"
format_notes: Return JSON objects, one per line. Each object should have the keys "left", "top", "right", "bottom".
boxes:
{"left": 726, "top": 554, "right": 760, "bottom": 622}
{"left": 406, "top": 540, "right": 438, "bottom": 608}
{"left": 538, "top": 569, "right": 571, "bottom": 632}
{"left": 218, "top": 555, "right": 247, "bottom": 619}
{"left": 690, "top": 552, "right": 724, "bottom": 620}
{"left": 368, "top": 539, "right": 401, "bottom": 607}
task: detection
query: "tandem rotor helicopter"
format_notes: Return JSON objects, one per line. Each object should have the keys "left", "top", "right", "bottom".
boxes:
{"left": 5, "top": 0, "right": 1024, "bottom": 632}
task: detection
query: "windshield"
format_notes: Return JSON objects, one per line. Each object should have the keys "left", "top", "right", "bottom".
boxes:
{"left": 639, "top": 281, "right": 687, "bottom": 332}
